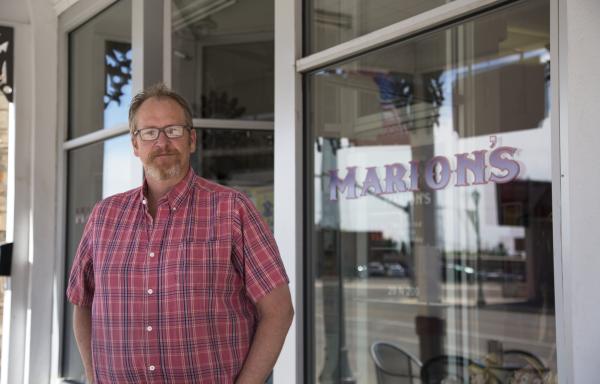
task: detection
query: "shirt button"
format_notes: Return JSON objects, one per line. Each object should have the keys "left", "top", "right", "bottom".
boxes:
{"left": 149, "top": 252, "right": 155, "bottom": 258}
{"left": 142, "top": 199, "right": 147, "bottom": 205}
{"left": 172, "top": 207, "right": 176, "bottom": 211}
{"left": 147, "top": 289, "right": 154, "bottom": 295}
{"left": 146, "top": 326, "right": 153, "bottom": 332}
{"left": 149, "top": 365, "right": 156, "bottom": 371}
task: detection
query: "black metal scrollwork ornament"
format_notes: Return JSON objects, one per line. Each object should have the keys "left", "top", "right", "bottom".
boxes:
{"left": 0, "top": 26, "right": 14, "bottom": 103}
{"left": 104, "top": 41, "right": 132, "bottom": 109}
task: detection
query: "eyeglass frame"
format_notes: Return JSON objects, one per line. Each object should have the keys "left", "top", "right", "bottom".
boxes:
{"left": 133, "top": 124, "right": 193, "bottom": 141}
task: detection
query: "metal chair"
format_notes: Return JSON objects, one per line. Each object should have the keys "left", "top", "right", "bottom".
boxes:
{"left": 502, "top": 349, "right": 546, "bottom": 369}
{"left": 420, "top": 355, "right": 488, "bottom": 384}
{"left": 370, "top": 341, "right": 422, "bottom": 384}
{"left": 496, "top": 349, "right": 548, "bottom": 382}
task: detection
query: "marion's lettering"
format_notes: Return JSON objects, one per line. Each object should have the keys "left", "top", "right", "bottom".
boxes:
{"left": 329, "top": 146, "right": 520, "bottom": 201}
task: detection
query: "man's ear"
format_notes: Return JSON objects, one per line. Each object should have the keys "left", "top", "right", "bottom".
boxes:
{"left": 189, "top": 128, "right": 197, "bottom": 153}
{"left": 132, "top": 134, "right": 140, "bottom": 157}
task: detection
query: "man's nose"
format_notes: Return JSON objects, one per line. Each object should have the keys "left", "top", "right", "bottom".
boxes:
{"left": 153, "top": 130, "right": 171, "bottom": 146}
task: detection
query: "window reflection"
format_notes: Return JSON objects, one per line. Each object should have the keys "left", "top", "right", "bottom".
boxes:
{"left": 309, "top": 0, "right": 555, "bottom": 383}
{"left": 171, "top": 0, "right": 274, "bottom": 120}
{"left": 69, "top": 0, "right": 132, "bottom": 138}
{"left": 191, "top": 128, "right": 274, "bottom": 230}
{"left": 306, "top": 0, "right": 452, "bottom": 54}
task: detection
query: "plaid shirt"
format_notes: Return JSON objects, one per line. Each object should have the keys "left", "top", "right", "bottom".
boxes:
{"left": 67, "top": 169, "right": 288, "bottom": 383}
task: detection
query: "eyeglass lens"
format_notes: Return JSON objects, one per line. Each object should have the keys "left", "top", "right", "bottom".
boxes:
{"left": 138, "top": 126, "right": 186, "bottom": 141}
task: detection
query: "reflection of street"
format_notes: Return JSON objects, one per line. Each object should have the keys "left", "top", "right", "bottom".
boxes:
{"left": 314, "top": 278, "right": 557, "bottom": 383}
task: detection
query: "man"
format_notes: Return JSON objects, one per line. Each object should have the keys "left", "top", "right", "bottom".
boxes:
{"left": 67, "top": 84, "right": 294, "bottom": 383}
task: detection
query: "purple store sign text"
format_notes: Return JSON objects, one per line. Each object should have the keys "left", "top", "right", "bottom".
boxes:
{"left": 329, "top": 146, "right": 520, "bottom": 201}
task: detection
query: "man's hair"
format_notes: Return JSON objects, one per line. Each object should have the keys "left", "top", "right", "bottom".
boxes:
{"left": 128, "top": 83, "right": 193, "bottom": 135}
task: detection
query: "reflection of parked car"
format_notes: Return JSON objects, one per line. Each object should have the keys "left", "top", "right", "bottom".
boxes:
{"left": 480, "top": 269, "right": 525, "bottom": 282}
{"left": 356, "top": 264, "right": 368, "bottom": 278}
{"left": 368, "top": 262, "right": 386, "bottom": 276}
{"left": 443, "top": 263, "right": 476, "bottom": 283}
{"left": 385, "top": 263, "right": 406, "bottom": 277}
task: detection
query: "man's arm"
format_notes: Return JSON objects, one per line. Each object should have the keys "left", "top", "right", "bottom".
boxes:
{"left": 73, "top": 305, "right": 94, "bottom": 383}
{"left": 235, "top": 285, "right": 294, "bottom": 384}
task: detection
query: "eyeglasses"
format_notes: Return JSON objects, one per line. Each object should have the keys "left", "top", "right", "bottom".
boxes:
{"left": 133, "top": 125, "right": 191, "bottom": 141}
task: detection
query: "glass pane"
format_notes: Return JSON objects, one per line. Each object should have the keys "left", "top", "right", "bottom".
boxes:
{"left": 63, "top": 135, "right": 142, "bottom": 380}
{"left": 69, "top": 0, "right": 133, "bottom": 139}
{"left": 171, "top": 0, "right": 274, "bottom": 121}
{"left": 308, "top": 0, "right": 554, "bottom": 383}
{"left": 191, "top": 128, "right": 274, "bottom": 230}
{"left": 307, "top": 0, "right": 453, "bottom": 54}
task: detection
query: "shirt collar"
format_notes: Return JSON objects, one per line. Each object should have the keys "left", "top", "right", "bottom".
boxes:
{"left": 140, "top": 167, "right": 196, "bottom": 211}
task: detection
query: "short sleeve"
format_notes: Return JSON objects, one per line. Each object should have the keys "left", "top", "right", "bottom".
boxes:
{"left": 233, "top": 193, "right": 289, "bottom": 304}
{"left": 66, "top": 205, "right": 97, "bottom": 307}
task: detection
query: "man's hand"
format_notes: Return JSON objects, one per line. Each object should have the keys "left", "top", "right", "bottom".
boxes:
{"left": 73, "top": 305, "right": 94, "bottom": 383}
{"left": 235, "top": 285, "right": 294, "bottom": 384}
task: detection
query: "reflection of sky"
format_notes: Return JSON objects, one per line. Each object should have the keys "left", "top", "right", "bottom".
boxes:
{"left": 102, "top": 135, "right": 142, "bottom": 198}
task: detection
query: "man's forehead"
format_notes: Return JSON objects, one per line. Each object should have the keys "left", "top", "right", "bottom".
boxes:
{"left": 136, "top": 97, "right": 187, "bottom": 124}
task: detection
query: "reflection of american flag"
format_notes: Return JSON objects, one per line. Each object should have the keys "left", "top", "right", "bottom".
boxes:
{"left": 372, "top": 73, "right": 412, "bottom": 134}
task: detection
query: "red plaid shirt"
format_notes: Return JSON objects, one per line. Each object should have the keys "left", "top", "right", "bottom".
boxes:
{"left": 67, "top": 169, "right": 288, "bottom": 383}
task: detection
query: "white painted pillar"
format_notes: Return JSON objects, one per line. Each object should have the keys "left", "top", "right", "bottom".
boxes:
{"left": 273, "top": 0, "right": 302, "bottom": 382}
{"left": 23, "top": 1, "right": 58, "bottom": 383}
{"left": 1, "top": 19, "right": 32, "bottom": 384}
{"left": 557, "top": 0, "right": 600, "bottom": 382}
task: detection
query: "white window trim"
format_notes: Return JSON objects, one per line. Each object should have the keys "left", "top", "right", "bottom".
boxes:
{"left": 62, "top": 119, "right": 274, "bottom": 151}
{"left": 296, "top": 0, "right": 512, "bottom": 73}
{"left": 273, "top": 0, "right": 303, "bottom": 382}
{"left": 550, "top": 0, "right": 567, "bottom": 382}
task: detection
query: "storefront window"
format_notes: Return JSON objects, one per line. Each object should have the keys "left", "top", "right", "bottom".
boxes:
{"left": 69, "top": 0, "right": 132, "bottom": 138}
{"left": 306, "top": 0, "right": 453, "bottom": 54}
{"left": 307, "top": 0, "right": 555, "bottom": 382}
{"left": 171, "top": 0, "right": 274, "bottom": 121}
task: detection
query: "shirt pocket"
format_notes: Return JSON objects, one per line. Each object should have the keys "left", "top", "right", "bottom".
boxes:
{"left": 174, "top": 239, "right": 237, "bottom": 296}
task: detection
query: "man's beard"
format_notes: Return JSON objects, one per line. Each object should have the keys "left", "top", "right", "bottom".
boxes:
{"left": 143, "top": 150, "right": 185, "bottom": 181}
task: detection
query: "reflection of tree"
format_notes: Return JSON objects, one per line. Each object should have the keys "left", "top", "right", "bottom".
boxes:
{"left": 0, "top": 26, "right": 14, "bottom": 102}
{"left": 104, "top": 41, "right": 131, "bottom": 109}
{"left": 199, "top": 90, "right": 246, "bottom": 119}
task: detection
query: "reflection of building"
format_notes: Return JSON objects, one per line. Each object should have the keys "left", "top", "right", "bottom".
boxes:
{"left": 496, "top": 180, "right": 554, "bottom": 306}
{"left": 0, "top": 0, "right": 600, "bottom": 383}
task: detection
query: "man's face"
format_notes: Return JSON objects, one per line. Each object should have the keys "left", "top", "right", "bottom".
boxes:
{"left": 132, "top": 97, "right": 196, "bottom": 182}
